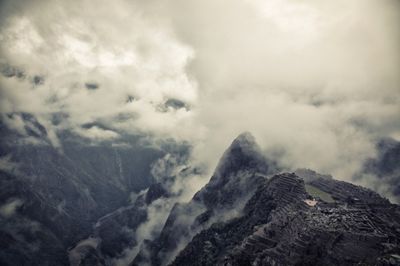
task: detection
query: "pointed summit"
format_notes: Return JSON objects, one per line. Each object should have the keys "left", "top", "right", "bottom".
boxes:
{"left": 214, "top": 132, "right": 269, "bottom": 178}
{"left": 231, "top": 131, "right": 257, "bottom": 146}
{"left": 190, "top": 132, "right": 271, "bottom": 209}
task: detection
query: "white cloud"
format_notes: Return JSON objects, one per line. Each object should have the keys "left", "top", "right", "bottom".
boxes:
{"left": 74, "top": 126, "right": 119, "bottom": 141}
{"left": 0, "top": 155, "right": 19, "bottom": 173}
{"left": 0, "top": 0, "right": 399, "bottom": 197}
{"left": 0, "top": 0, "right": 197, "bottom": 142}
{"left": 0, "top": 198, "right": 23, "bottom": 217}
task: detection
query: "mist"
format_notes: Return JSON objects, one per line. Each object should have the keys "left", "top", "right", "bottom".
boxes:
{"left": 0, "top": 0, "right": 399, "bottom": 199}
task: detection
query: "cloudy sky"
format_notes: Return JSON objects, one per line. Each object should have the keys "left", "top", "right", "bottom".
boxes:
{"left": 0, "top": 0, "right": 399, "bottom": 195}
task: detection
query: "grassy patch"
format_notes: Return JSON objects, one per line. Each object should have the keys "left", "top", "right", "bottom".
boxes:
{"left": 305, "top": 184, "right": 335, "bottom": 203}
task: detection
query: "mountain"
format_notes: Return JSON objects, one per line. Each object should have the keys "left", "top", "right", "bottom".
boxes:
{"left": 132, "top": 132, "right": 278, "bottom": 265}
{"left": 358, "top": 138, "right": 400, "bottom": 201}
{"left": 171, "top": 171, "right": 399, "bottom": 266}
{"left": 1, "top": 119, "right": 400, "bottom": 266}
{"left": 68, "top": 182, "right": 170, "bottom": 266}
{"left": 133, "top": 133, "right": 400, "bottom": 266}
{"left": 0, "top": 114, "right": 187, "bottom": 266}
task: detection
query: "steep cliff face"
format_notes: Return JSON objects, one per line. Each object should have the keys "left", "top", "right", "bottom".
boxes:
{"left": 192, "top": 132, "right": 274, "bottom": 209}
{"left": 171, "top": 173, "right": 399, "bottom": 266}
{"left": 133, "top": 134, "right": 400, "bottom": 266}
{"left": 1, "top": 121, "right": 400, "bottom": 266}
{"left": 68, "top": 182, "right": 170, "bottom": 265}
{"left": 0, "top": 170, "right": 70, "bottom": 266}
{"left": 132, "top": 132, "right": 278, "bottom": 266}
{"left": 0, "top": 115, "right": 182, "bottom": 266}
{"left": 170, "top": 173, "right": 307, "bottom": 266}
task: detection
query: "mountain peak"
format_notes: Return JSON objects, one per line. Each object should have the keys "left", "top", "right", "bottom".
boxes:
{"left": 231, "top": 131, "right": 256, "bottom": 146}
{"left": 214, "top": 132, "right": 268, "bottom": 178}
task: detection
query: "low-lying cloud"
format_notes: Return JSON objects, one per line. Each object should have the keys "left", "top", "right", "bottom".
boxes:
{"left": 0, "top": 0, "right": 399, "bottom": 199}
{"left": 0, "top": 198, "right": 23, "bottom": 217}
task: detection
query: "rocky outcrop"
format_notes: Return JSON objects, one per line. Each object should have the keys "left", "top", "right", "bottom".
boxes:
{"left": 133, "top": 133, "right": 400, "bottom": 266}
{"left": 171, "top": 173, "right": 308, "bottom": 266}
{"left": 171, "top": 172, "right": 400, "bottom": 266}
{"left": 68, "top": 183, "right": 170, "bottom": 265}
{"left": 2, "top": 123, "right": 400, "bottom": 266}
{"left": 132, "top": 132, "right": 278, "bottom": 266}
{"left": 0, "top": 114, "right": 182, "bottom": 266}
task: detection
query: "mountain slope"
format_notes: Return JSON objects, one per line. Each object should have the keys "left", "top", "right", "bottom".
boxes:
{"left": 133, "top": 133, "right": 400, "bottom": 266}
{"left": 132, "top": 132, "right": 278, "bottom": 265}
{"left": 359, "top": 138, "right": 400, "bottom": 202}
{"left": 0, "top": 114, "right": 184, "bottom": 266}
{"left": 172, "top": 172, "right": 399, "bottom": 265}
{"left": 1, "top": 122, "right": 400, "bottom": 266}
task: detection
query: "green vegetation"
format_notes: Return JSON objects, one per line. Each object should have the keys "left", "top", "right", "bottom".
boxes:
{"left": 305, "top": 184, "right": 335, "bottom": 203}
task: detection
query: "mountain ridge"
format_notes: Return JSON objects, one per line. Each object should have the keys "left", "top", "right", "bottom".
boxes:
{"left": 1, "top": 125, "right": 399, "bottom": 266}
{"left": 132, "top": 133, "right": 400, "bottom": 266}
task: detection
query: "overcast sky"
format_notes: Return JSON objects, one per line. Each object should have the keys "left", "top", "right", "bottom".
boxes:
{"left": 0, "top": 0, "right": 399, "bottom": 198}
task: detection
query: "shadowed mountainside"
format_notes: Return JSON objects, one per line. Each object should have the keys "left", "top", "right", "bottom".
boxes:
{"left": 1, "top": 117, "right": 399, "bottom": 266}
{"left": 133, "top": 134, "right": 400, "bottom": 266}
{"left": 0, "top": 114, "right": 187, "bottom": 266}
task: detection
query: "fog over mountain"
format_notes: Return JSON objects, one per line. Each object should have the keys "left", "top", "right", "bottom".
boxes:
{"left": 1, "top": 0, "right": 399, "bottom": 199}
{"left": 0, "top": 0, "right": 399, "bottom": 265}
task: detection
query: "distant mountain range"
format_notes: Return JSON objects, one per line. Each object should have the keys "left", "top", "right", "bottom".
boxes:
{"left": 0, "top": 115, "right": 399, "bottom": 266}
{"left": 0, "top": 113, "right": 185, "bottom": 265}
